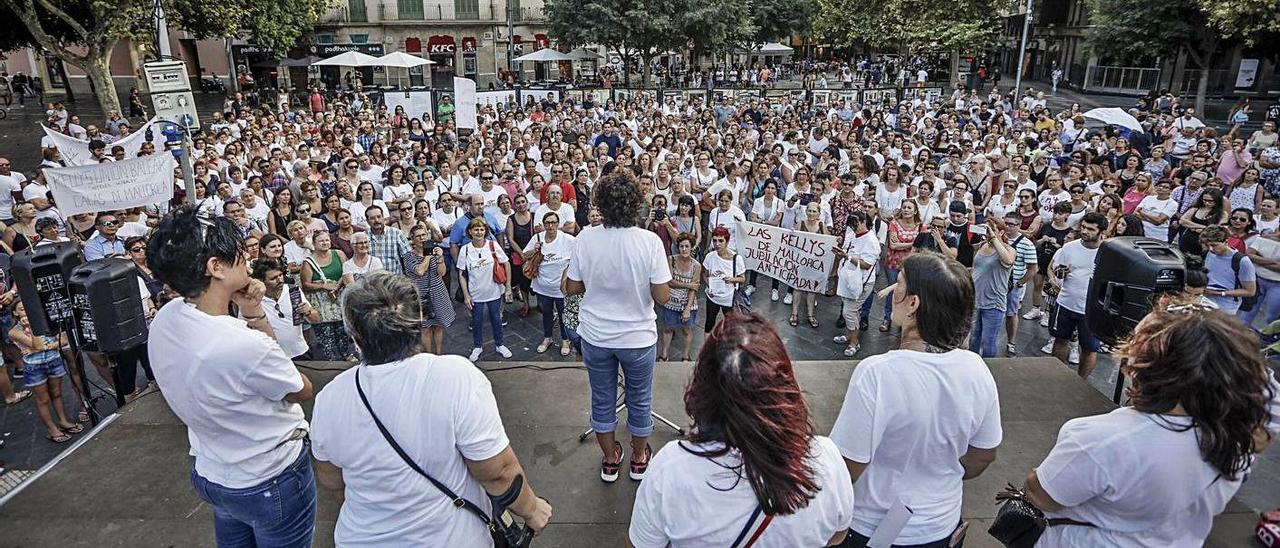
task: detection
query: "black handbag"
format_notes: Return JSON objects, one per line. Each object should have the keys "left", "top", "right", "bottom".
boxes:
{"left": 355, "top": 367, "right": 534, "bottom": 548}
{"left": 988, "top": 483, "right": 1093, "bottom": 548}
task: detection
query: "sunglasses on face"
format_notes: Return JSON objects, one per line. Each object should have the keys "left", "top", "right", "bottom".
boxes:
{"left": 297, "top": 208, "right": 310, "bottom": 214}
{"left": 99, "top": 220, "right": 120, "bottom": 227}
{"left": 129, "top": 247, "right": 145, "bottom": 253}
{"left": 1232, "top": 216, "right": 1248, "bottom": 221}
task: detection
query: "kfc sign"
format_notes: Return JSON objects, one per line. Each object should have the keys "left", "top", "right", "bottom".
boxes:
{"left": 461, "top": 37, "right": 477, "bottom": 53}
{"left": 534, "top": 33, "right": 550, "bottom": 50}
{"left": 426, "top": 35, "right": 457, "bottom": 55}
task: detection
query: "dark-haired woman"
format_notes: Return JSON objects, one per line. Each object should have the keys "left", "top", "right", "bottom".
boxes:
{"left": 830, "top": 252, "right": 1002, "bottom": 547}
{"left": 1176, "top": 189, "right": 1226, "bottom": 255}
{"left": 403, "top": 224, "right": 453, "bottom": 355}
{"left": 628, "top": 313, "right": 854, "bottom": 547}
{"left": 1024, "top": 305, "right": 1276, "bottom": 546}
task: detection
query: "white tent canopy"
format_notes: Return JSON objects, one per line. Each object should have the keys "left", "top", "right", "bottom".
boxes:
{"left": 515, "top": 49, "right": 575, "bottom": 62}
{"left": 312, "top": 51, "right": 379, "bottom": 67}
{"left": 373, "top": 51, "right": 435, "bottom": 68}
{"left": 1083, "top": 107, "right": 1144, "bottom": 133}
{"left": 740, "top": 42, "right": 794, "bottom": 55}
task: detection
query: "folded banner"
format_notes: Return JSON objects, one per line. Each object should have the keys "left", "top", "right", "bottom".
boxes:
{"left": 453, "top": 77, "right": 478, "bottom": 129}
{"left": 41, "top": 117, "right": 162, "bottom": 166}
{"left": 45, "top": 155, "right": 175, "bottom": 216}
{"left": 737, "top": 220, "right": 839, "bottom": 293}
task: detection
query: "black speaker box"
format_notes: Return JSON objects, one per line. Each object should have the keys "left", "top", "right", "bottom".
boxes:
{"left": 11, "top": 242, "right": 84, "bottom": 336}
{"left": 1086, "top": 237, "right": 1186, "bottom": 345}
{"left": 69, "top": 258, "right": 148, "bottom": 353}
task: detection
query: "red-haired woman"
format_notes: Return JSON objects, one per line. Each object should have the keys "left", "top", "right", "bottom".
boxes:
{"left": 627, "top": 313, "right": 854, "bottom": 547}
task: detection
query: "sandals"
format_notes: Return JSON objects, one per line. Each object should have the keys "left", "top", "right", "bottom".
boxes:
{"left": 809, "top": 316, "right": 819, "bottom": 328}
{"left": 47, "top": 432, "right": 72, "bottom": 444}
{"left": 681, "top": 354, "right": 692, "bottom": 362}
{"left": 788, "top": 314, "right": 798, "bottom": 327}
{"left": 61, "top": 423, "right": 84, "bottom": 434}
{"left": 77, "top": 410, "right": 90, "bottom": 423}
{"left": 536, "top": 339, "right": 552, "bottom": 353}
{"left": 4, "top": 389, "right": 31, "bottom": 405}
{"left": 879, "top": 320, "right": 891, "bottom": 332}
{"left": 658, "top": 354, "right": 668, "bottom": 362}
{"left": 843, "top": 344, "right": 860, "bottom": 357}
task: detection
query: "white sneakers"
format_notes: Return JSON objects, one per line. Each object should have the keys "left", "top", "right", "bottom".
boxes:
{"left": 783, "top": 293, "right": 793, "bottom": 305}
{"left": 771, "top": 289, "right": 780, "bottom": 302}
{"left": 469, "top": 346, "right": 513, "bottom": 360}
{"left": 743, "top": 286, "right": 756, "bottom": 297}
{"left": 1068, "top": 344, "right": 1080, "bottom": 365}
{"left": 1022, "top": 307, "right": 1042, "bottom": 321}
{"left": 1041, "top": 340, "right": 1054, "bottom": 355}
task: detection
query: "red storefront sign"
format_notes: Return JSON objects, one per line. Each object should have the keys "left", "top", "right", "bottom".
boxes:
{"left": 512, "top": 34, "right": 523, "bottom": 53}
{"left": 461, "top": 37, "right": 477, "bottom": 53}
{"left": 534, "top": 33, "right": 549, "bottom": 50}
{"left": 426, "top": 35, "right": 456, "bottom": 55}
{"left": 405, "top": 37, "right": 422, "bottom": 53}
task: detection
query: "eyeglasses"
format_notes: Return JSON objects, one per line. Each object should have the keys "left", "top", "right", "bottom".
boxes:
{"left": 129, "top": 247, "right": 145, "bottom": 253}
{"left": 99, "top": 220, "right": 120, "bottom": 227}
{"left": 1232, "top": 216, "right": 1249, "bottom": 221}
{"left": 296, "top": 208, "right": 310, "bottom": 214}
{"left": 1003, "top": 184, "right": 1016, "bottom": 189}
{"left": 400, "top": 207, "right": 413, "bottom": 212}
{"left": 1019, "top": 195, "right": 1034, "bottom": 200}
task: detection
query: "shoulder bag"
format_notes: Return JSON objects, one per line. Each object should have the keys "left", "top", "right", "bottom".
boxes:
{"left": 489, "top": 240, "right": 508, "bottom": 285}
{"left": 522, "top": 234, "right": 544, "bottom": 280}
{"left": 988, "top": 483, "right": 1094, "bottom": 548}
{"left": 731, "top": 253, "right": 752, "bottom": 314}
{"left": 355, "top": 367, "right": 533, "bottom": 548}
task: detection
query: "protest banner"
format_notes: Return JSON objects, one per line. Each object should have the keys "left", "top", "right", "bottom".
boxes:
{"left": 42, "top": 117, "right": 162, "bottom": 166}
{"left": 45, "top": 155, "right": 175, "bottom": 216}
{"left": 453, "top": 77, "right": 478, "bottom": 129}
{"left": 738, "top": 220, "right": 838, "bottom": 293}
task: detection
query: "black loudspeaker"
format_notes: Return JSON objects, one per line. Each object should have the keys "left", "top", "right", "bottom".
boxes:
{"left": 11, "top": 242, "right": 84, "bottom": 336}
{"left": 1087, "top": 237, "right": 1186, "bottom": 345}
{"left": 68, "top": 259, "right": 148, "bottom": 353}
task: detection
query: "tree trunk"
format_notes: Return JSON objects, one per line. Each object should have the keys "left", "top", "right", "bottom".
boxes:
{"left": 56, "top": 60, "right": 76, "bottom": 103}
{"left": 641, "top": 55, "right": 652, "bottom": 87}
{"left": 1195, "top": 66, "right": 1209, "bottom": 115}
{"left": 949, "top": 50, "right": 960, "bottom": 87}
{"left": 83, "top": 54, "right": 121, "bottom": 117}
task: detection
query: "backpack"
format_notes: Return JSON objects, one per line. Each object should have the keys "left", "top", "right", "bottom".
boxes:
{"left": 1231, "top": 252, "right": 1259, "bottom": 312}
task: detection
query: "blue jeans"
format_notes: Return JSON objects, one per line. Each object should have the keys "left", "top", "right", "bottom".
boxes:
{"left": 581, "top": 340, "right": 656, "bottom": 437}
{"left": 880, "top": 267, "right": 900, "bottom": 321}
{"left": 968, "top": 307, "right": 1004, "bottom": 358}
{"left": 190, "top": 441, "right": 317, "bottom": 548}
{"left": 536, "top": 293, "right": 567, "bottom": 340}
{"left": 1241, "top": 277, "right": 1280, "bottom": 328}
{"left": 470, "top": 298, "right": 504, "bottom": 348}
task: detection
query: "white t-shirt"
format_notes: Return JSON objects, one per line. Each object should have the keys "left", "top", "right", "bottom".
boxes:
{"left": 21, "top": 181, "right": 49, "bottom": 203}
{"left": 457, "top": 240, "right": 509, "bottom": 303}
{"left": 1136, "top": 195, "right": 1178, "bottom": 241}
{"left": 0, "top": 172, "right": 27, "bottom": 221}
{"left": 702, "top": 252, "right": 745, "bottom": 307}
{"left": 348, "top": 200, "right": 388, "bottom": 230}
{"left": 478, "top": 186, "right": 507, "bottom": 218}
{"left": 147, "top": 298, "right": 307, "bottom": 488}
{"left": 533, "top": 202, "right": 575, "bottom": 228}
{"left": 566, "top": 226, "right": 672, "bottom": 348}
{"left": 382, "top": 183, "right": 413, "bottom": 204}
{"left": 1037, "top": 189, "right": 1070, "bottom": 222}
{"left": 343, "top": 255, "right": 385, "bottom": 280}
{"left": 1248, "top": 236, "right": 1280, "bottom": 282}
{"left": 750, "top": 196, "right": 785, "bottom": 224}
{"left": 837, "top": 229, "right": 881, "bottom": 300}
{"left": 356, "top": 165, "right": 384, "bottom": 184}
{"left": 829, "top": 349, "right": 1002, "bottom": 544}
{"left": 709, "top": 206, "right": 747, "bottom": 250}
{"left": 629, "top": 437, "right": 855, "bottom": 548}
{"left": 311, "top": 355, "right": 509, "bottom": 548}
{"left": 522, "top": 232, "right": 575, "bottom": 298}
{"left": 1036, "top": 407, "right": 1240, "bottom": 548}
{"left": 1051, "top": 240, "right": 1099, "bottom": 314}
{"left": 248, "top": 285, "right": 309, "bottom": 358}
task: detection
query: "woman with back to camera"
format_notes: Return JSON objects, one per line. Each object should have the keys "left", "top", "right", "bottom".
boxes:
{"left": 830, "top": 252, "right": 1002, "bottom": 547}
{"left": 627, "top": 313, "right": 854, "bottom": 547}
{"left": 1024, "top": 304, "right": 1276, "bottom": 546}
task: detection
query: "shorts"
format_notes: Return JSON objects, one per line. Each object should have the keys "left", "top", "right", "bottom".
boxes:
{"left": 21, "top": 353, "right": 67, "bottom": 387}
{"left": 1006, "top": 285, "right": 1027, "bottom": 317}
{"left": 660, "top": 306, "right": 696, "bottom": 328}
{"left": 840, "top": 286, "right": 873, "bottom": 326}
{"left": 1049, "top": 305, "right": 1101, "bottom": 353}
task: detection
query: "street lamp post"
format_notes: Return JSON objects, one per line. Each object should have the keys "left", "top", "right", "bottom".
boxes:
{"left": 1012, "top": 0, "right": 1034, "bottom": 104}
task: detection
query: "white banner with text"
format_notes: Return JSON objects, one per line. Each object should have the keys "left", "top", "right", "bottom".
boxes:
{"left": 45, "top": 155, "right": 175, "bottom": 216}
{"left": 738, "top": 220, "right": 838, "bottom": 293}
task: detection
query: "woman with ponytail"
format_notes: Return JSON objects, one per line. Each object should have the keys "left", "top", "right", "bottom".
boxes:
{"left": 627, "top": 313, "right": 854, "bottom": 547}
{"left": 1024, "top": 304, "right": 1277, "bottom": 546}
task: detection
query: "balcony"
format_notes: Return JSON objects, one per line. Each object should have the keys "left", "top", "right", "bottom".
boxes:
{"left": 320, "top": 1, "right": 546, "bottom": 23}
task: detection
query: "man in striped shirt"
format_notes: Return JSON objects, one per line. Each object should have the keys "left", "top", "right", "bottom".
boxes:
{"left": 1002, "top": 211, "right": 1040, "bottom": 355}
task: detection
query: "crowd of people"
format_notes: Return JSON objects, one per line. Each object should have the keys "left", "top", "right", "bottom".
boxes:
{"left": 1, "top": 70, "right": 1280, "bottom": 546}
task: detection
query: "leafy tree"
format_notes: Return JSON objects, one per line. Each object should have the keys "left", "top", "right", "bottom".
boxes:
{"left": 815, "top": 0, "right": 999, "bottom": 81}
{"left": 547, "top": 0, "right": 701, "bottom": 86}
{"left": 1086, "top": 0, "right": 1221, "bottom": 112}
{"left": 747, "top": 0, "right": 813, "bottom": 47}
{"left": 0, "top": 0, "right": 328, "bottom": 116}
{"left": 1198, "top": 0, "right": 1280, "bottom": 47}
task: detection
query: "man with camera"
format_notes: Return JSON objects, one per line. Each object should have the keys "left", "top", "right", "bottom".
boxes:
{"left": 147, "top": 208, "right": 317, "bottom": 546}
{"left": 310, "top": 271, "right": 552, "bottom": 546}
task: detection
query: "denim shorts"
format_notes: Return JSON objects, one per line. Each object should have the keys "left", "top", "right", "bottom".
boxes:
{"left": 660, "top": 306, "right": 696, "bottom": 328}
{"left": 1006, "top": 285, "right": 1027, "bottom": 317}
{"left": 22, "top": 352, "right": 67, "bottom": 387}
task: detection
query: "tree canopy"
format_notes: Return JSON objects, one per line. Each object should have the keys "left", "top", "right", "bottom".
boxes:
{"left": 814, "top": 0, "right": 1000, "bottom": 55}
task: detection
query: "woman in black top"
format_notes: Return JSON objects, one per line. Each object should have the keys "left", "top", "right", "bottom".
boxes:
{"left": 507, "top": 194, "right": 536, "bottom": 317}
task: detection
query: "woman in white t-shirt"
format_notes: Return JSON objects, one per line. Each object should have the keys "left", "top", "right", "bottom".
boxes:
{"left": 456, "top": 217, "right": 513, "bottom": 362}
{"left": 709, "top": 190, "right": 747, "bottom": 251}
{"left": 1025, "top": 305, "right": 1276, "bottom": 547}
{"left": 532, "top": 184, "right": 577, "bottom": 234}
{"left": 830, "top": 252, "right": 1002, "bottom": 546}
{"left": 628, "top": 313, "right": 854, "bottom": 548}
{"left": 340, "top": 231, "right": 384, "bottom": 284}
{"left": 522, "top": 211, "right": 576, "bottom": 357}
{"left": 747, "top": 179, "right": 786, "bottom": 301}
{"left": 701, "top": 226, "right": 746, "bottom": 334}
